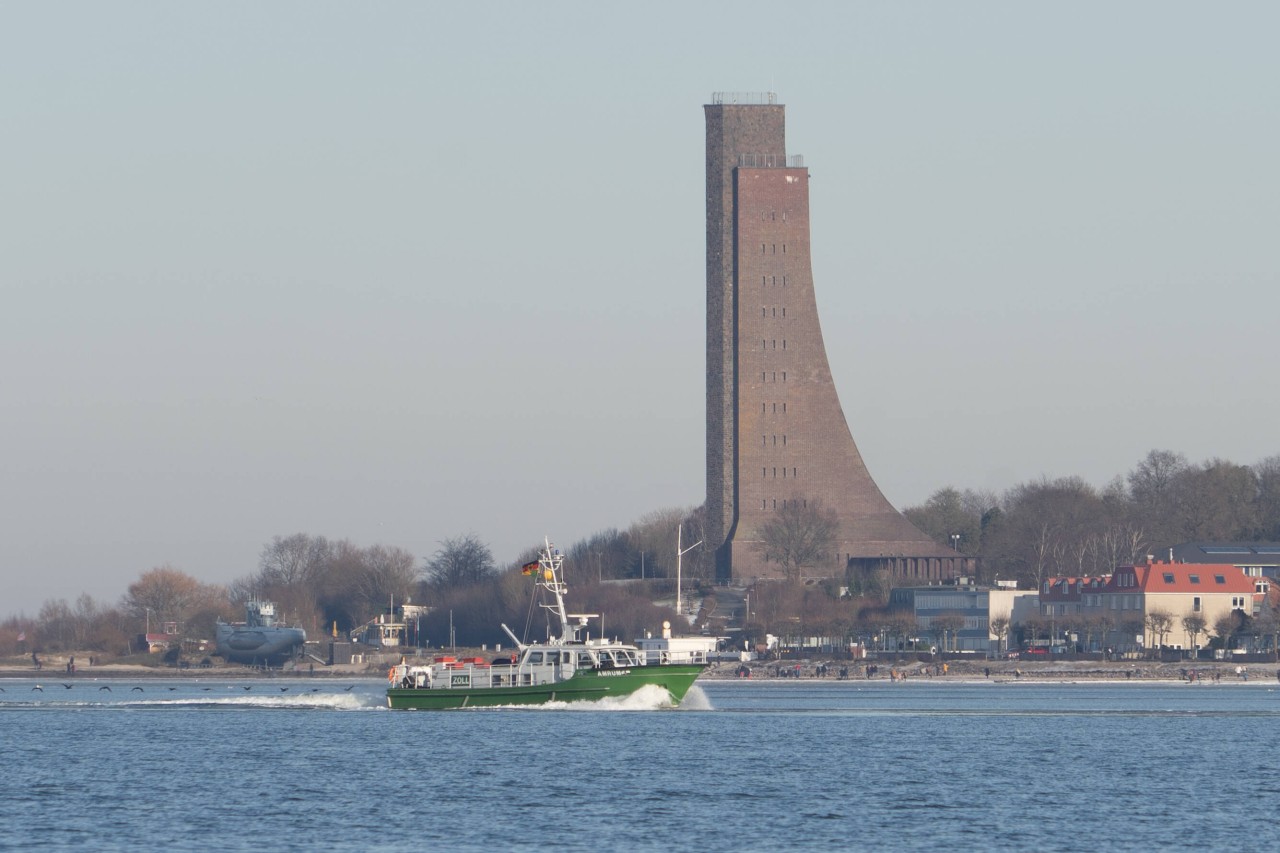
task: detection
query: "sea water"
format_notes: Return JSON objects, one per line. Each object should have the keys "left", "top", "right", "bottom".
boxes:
{"left": 2, "top": 676, "right": 1278, "bottom": 852}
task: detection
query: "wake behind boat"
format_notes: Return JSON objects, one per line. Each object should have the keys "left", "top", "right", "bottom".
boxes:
{"left": 386, "top": 540, "right": 706, "bottom": 710}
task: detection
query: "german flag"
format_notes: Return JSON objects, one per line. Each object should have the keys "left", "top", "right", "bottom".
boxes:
{"left": 521, "top": 560, "right": 540, "bottom": 575}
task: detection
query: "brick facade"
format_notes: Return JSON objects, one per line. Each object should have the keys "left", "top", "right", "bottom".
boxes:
{"left": 705, "top": 96, "right": 963, "bottom": 582}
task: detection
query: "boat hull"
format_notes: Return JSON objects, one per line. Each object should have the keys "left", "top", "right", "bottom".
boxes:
{"left": 386, "top": 664, "right": 704, "bottom": 710}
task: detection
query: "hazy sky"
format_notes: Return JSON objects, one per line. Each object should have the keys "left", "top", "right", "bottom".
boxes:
{"left": 4, "top": 3, "right": 1277, "bottom": 618}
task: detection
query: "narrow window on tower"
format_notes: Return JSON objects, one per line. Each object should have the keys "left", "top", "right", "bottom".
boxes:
{"left": 782, "top": 340, "right": 786, "bottom": 350}
{"left": 772, "top": 499, "right": 777, "bottom": 509}
{"left": 783, "top": 435, "right": 787, "bottom": 446}
{"left": 762, "top": 435, "right": 766, "bottom": 447}
{"left": 772, "top": 244, "right": 776, "bottom": 254}
{"left": 782, "top": 244, "right": 786, "bottom": 253}
{"left": 782, "top": 307, "right": 786, "bottom": 317}
{"left": 761, "top": 500, "right": 766, "bottom": 510}
{"left": 792, "top": 467, "right": 797, "bottom": 478}
{"left": 772, "top": 435, "right": 777, "bottom": 446}
{"left": 782, "top": 211, "right": 787, "bottom": 221}
{"left": 772, "top": 372, "right": 777, "bottom": 382}
{"left": 782, "top": 403, "right": 787, "bottom": 413}
{"left": 762, "top": 403, "right": 766, "bottom": 414}
{"left": 782, "top": 468, "right": 786, "bottom": 478}
{"left": 782, "top": 371, "right": 787, "bottom": 381}
{"left": 762, "top": 339, "right": 766, "bottom": 350}
{"left": 783, "top": 276, "right": 788, "bottom": 287}
{"left": 772, "top": 276, "right": 777, "bottom": 286}
{"left": 772, "top": 307, "right": 776, "bottom": 317}
{"left": 762, "top": 276, "right": 766, "bottom": 287}
{"left": 772, "top": 340, "right": 776, "bottom": 349}
{"left": 772, "top": 403, "right": 776, "bottom": 413}
{"left": 761, "top": 243, "right": 766, "bottom": 254}
{"left": 762, "top": 308, "right": 766, "bottom": 317}
{"left": 762, "top": 468, "right": 767, "bottom": 479}
{"left": 761, "top": 372, "right": 766, "bottom": 382}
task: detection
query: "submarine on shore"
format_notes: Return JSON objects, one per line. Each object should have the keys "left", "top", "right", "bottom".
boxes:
{"left": 215, "top": 600, "right": 306, "bottom": 666}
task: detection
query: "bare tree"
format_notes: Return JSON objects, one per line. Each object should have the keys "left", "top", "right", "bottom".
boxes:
{"left": 123, "top": 565, "right": 222, "bottom": 628}
{"left": 756, "top": 497, "right": 838, "bottom": 581}
{"left": 1169, "top": 459, "right": 1260, "bottom": 543}
{"left": 37, "top": 599, "right": 73, "bottom": 651}
{"left": 1251, "top": 596, "right": 1280, "bottom": 662}
{"left": 1181, "top": 613, "right": 1207, "bottom": 658}
{"left": 1020, "top": 614, "right": 1048, "bottom": 650}
{"left": 902, "top": 487, "right": 985, "bottom": 554}
{"left": 1128, "top": 449, "right": 1189, "bottom": 545}
{"left": 932, "top": 612, "right": 967, "bottom": 653}
{"left": 1213, "top": 611, "right": 1241, "bottom": 653}
{"left": 627, "top": 507, "right": 690, "bottom": 579}
{"left": 1093, "top": 524, "right": 1147, "bottom": 574}
{"left": 1095, "top": 612, "right": 1116, "bottom": 656}
{"left": 884, "top": 610, "right": 918, "bottom": 654}
{"left": 356, "top": 545, "right": 418, "bottom": 615}
{"left": 989, "top": 615, "right": 1011, "bottom": 656}
{"left": 424, "top": 534, "right": 497, "bottom": 590}
{"left": 1144, "top": 609, "right": 1174, "bottom": 655}
{"left": 1253, "top": 455, "right": 1280, "bottom": 540}
{"left": 258, "top": 533, "right": 332, "bottom": 589}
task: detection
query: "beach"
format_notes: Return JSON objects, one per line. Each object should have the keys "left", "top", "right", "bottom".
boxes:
{"left": 4, "top": 653, "right": 1275, "bottom": 684}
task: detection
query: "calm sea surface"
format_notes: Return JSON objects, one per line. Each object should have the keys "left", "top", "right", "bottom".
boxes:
{"left": 2, "top": 676, "right": 1278, "bottom": 852}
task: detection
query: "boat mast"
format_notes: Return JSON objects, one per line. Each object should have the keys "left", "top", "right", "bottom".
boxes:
{"left": 537, "top": 538, "right": 596, "bottom": 644}
{"left": 675, "top": 525, "right": 702, "bottom": 620}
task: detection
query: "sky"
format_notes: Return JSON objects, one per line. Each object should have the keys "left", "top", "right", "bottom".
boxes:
{"left": 3, "top": 2, "right": 1278, "bottom": 618}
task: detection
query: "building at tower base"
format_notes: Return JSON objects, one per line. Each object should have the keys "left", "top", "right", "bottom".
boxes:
{"left": 705, "top": 93, "right": 967, "bottom": 585}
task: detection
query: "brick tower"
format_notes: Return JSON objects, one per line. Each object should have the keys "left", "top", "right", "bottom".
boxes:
{"left": 705, "top": 93, "right": 963, "bottom": 582}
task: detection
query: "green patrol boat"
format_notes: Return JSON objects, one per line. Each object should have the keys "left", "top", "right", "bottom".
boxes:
{"left": 386, "top": 540, "right": 707, "bottom": 710}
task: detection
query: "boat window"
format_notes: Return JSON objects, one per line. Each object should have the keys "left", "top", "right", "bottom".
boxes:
{"left": 597, "top": 651, "right": 615, "bottom": 667}
{"left": 545, "top": 652, "right": 559, "bottom": 664}
{"left": 527, "top": 651, "right": 543, "bottom": 664}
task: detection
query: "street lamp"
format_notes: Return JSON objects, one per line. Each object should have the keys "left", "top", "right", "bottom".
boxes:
{"left": 950, "top": 533, "right": 960, "bottom": 552}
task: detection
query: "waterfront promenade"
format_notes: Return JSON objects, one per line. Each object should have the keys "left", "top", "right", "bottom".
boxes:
{"left": 3, "top": 653, "right": 1275, "bottom": 683}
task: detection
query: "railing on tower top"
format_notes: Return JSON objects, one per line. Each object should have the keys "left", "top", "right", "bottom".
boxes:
{"left": 737, "top": 153, "right": 806, "bottom": 169}
{"left": 711, "top": 92, "right": 778, "bottom": 105}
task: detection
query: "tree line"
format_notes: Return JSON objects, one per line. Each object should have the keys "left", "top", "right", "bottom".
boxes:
{"left": 4, "top": 449, "right": 1276, "bottom": 659}
{"left": 901, "top": 449, "right": 1280, "bottom": 590}
{"left": 0, "top": 508, "right": 708, "bottom": 657}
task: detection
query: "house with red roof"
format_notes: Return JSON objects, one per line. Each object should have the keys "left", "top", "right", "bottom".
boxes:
{"left": 1039, "top": 576, "right": 1108, "bottom": 620}
{"left": 1052, "top": 560, "right": 1269, "bottom": 655}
